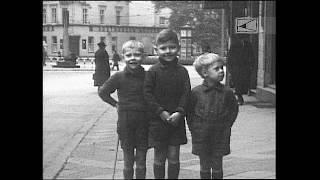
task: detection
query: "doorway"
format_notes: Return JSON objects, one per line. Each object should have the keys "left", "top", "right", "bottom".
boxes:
{"left": 69, "top": 36, "right": 80, "bottom": 57}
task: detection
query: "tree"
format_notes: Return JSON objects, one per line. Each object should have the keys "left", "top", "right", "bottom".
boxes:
{"left": 151, "top": 1, "right": 222, "bottom": 53}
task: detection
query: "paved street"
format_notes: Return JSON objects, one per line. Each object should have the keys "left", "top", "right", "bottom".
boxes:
{"left": 43, "top": 63, "right": 275, "bottom": 179}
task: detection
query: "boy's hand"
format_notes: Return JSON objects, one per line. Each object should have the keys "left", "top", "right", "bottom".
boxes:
{"left": 160, "top": 111, "right": 171, "bottom": 122}
{"left": 168, "top": 112, "right": 181, "bottom": 127}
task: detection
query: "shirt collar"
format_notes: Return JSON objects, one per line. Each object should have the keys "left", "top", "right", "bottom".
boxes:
{"left": 202, "top": 79, "right": 224, "bottom": 92}
{"left": 159, "top": 57, "right": 178, "bottom": 69}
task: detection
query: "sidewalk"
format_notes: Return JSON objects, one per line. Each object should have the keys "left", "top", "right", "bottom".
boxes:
{"left": 54, "top": 95, "right": 275, "bottom": 179}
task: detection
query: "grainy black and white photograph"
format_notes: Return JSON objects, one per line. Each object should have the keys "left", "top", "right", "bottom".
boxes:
{"left": 43, "top": 1, "right": 276, "bottom": 179}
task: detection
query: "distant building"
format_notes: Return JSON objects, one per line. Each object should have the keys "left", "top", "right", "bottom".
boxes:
{"left": 42, "top": 1, "right": 169, "bottom": 58}
{"left": 204, "top": 1, "right": 276, "bottom": 105}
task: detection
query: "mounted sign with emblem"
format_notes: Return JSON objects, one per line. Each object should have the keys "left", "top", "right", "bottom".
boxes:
{"left": 235, "top": 17, "right": 258, "bottom": 34}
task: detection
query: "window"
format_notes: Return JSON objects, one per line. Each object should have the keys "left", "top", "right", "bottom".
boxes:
{"left": 43, "top": 8, "right": 47, "bottom": 24}
{"left": 116, "top": 10, "right": 120, "bottom": 25}
{"left": 51, "top": 36, "right": 58, "bottom": 53}
{"left": 43, "top": 36, "right": 47, "bottom": 43}
{"left": 100, "top": 9, "right": 105, "bottom": 24}
{"left": 82, "top": 39, "right": 87, "bottom": 49}
{"left": 83, "top": 8, "right": 88, "bottom": 24}
{"left": 88, "top": 37, "right": 94, "bottom": 53}
{"left": 60, "top": 39, "right": 63, "bottom": 49}
{"left": 160, "top": 17, "right": 166, "bottom": 25}
{"left": 51, "top": 8, "right": 57, "bottom": 23}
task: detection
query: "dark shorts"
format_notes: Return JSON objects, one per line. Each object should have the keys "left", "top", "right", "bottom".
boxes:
{"left": 148, "top": 117, "right": 187, "bottom": 149}
{"left": 117, "top": 110, "right": 149, "bottom": 151}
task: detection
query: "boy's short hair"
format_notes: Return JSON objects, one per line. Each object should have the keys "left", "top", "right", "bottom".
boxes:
{"left": 155, "top": 29, "right": 179, "bottom": 45}
{"left": 193, "top": 53, "right": 225, "bottom": 78}
{"left": 122, "top": 40, "right": 144, "bottom": 54}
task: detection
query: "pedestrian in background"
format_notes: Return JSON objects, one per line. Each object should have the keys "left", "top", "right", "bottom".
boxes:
{"left": 227, "top": 35, "right": 254, "bottom": 105}
{"left": 144, "top": 29, "right": 191, "bottom": 179}
{"left": 93, "top": 41, "right": 110, "bottom": 92}
{"left": 111, "top": 49, "right": 120, "bottom": 71}
{"left": 187, "top": 53, "right": 239, "bottom": 179}
{"left": 43, "top": 45, "right": 47, "bottom": 66}
{"left": 98, "top": 40, "right": 149, "bottom": 179}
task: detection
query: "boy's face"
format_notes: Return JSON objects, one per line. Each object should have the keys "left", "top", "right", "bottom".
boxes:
{"left": 155, "top": 41, "right": 180, "bottom": 62}
{"left": 203, "top": 62, "right": 225, "bottom": 82}
{"left": 122, "top": 48, "right": 144, "bottom": 69}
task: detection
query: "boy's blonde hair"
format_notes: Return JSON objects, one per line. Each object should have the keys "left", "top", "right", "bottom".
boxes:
{"left": 122, "top": 40, "right": 145, "bottom": 54}
{"left": 193, "top": 53, "right": 225, "bottom": 78}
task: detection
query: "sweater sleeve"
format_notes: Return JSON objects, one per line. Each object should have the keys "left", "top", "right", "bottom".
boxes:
{"left": 225, "top": 90, "right": 239, "bottom": 127}
{"left": 98, "top": 73, "right": 119, "bottom": 107}
{"left": 143, "top": 70, "right": 164, "bottom": 115}
{"left": 175, "top": 68, "right": 191, "bottom": 116}
{"left": 186, "top": 90, "right": 196, "bottom": 131}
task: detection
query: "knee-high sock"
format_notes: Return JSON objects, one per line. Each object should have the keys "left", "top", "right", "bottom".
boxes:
{"left": 153, "top": 164, "right": 165, "bottom": 179}
{"left": 135, "top": 167, "right": 146, "bottom": 179}
{"left": 168, "top": 162, "right": 180, "bottom": 179}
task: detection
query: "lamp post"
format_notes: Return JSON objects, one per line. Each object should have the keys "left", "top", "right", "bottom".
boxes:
{"left": 180, "top": 22, "right": 192, "bottom": 62}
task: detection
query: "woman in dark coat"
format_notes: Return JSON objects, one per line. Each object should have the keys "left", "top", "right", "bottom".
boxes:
{"left": 227, "top": 35, "right": 254, "bottom": 105}
{"left": 111, "top": 49, "right": 120, "bottom": 71}
{"left": 93, "top": 41, "right": 110, "bottom": 91}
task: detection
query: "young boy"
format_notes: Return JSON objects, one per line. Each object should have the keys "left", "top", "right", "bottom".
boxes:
{"left": 187, "top": 53, "right": 239, "bottom": 179}
{"left": 144, "top": 29, "right": 191, "bottom": 179}
{"left": 98, "top": 40, "right": 149, "bottom": 179}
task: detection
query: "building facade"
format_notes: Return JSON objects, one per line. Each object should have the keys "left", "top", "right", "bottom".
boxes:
{"left": 43, "top": 1, "right": 168, "bottom": 58}
{"left": 204, "top": 1, "right": 276, "bottom": 105}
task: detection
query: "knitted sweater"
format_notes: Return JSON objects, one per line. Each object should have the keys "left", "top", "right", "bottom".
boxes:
{"left": 98, "top": 65, "right": 147, "bottom": 111}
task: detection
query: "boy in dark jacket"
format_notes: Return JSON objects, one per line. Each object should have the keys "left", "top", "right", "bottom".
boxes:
{"left": 144, "top": 29, "right": 191, "bottom": 179}
{"left": 98, "top": 40, "right": 148, "bottom": 179}
{"left": 187, "top": 53, "right": 239, "bottom": 179}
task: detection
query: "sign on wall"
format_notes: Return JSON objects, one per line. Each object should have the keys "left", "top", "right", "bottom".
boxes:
{"left": 235, "top": 17, "right": 258, "bottom": 34}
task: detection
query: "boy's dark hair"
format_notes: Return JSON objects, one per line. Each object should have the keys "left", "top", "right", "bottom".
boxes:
{"left": 155, "top": 29, "right": 179, "bottom": 45}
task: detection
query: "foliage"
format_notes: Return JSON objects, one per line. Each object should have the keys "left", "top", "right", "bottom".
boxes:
{"left": 143, "top": 56, "right": 195, "bottom": 65}
{"left": 151, "top": 1, "right": 223, "bottom": 53}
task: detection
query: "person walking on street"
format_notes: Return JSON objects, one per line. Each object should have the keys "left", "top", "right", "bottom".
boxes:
{"left": 93, "top": 41, "right": 110, "bottom": 92}
{"left": 43, "top": 45, "right": 47, "bottom": 66}
{"left": 144, "top": 29, "right": 191, "bottom": 179}
{"left": 98, "top": 40, "right": 149, "bottom": 179}
{"left": 111, "top": 49, "right": 120, "bottom": 71}
{"left": 227, "top": 35, "right": 254, "bottom": 105}
{"left": 187, "top": 53, "right": 239, "bottom": 179}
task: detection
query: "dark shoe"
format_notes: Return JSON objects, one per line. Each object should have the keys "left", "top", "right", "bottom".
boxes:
{"left": 153, "top": 164, "right": 165, "bottom": 179}
{"left": 212, "top": 171, "right": 223, "bottom": 179}
{"left": 135, "top": 167, "right": 146, "bottom": 179}
{"left": 200, "top": 171, "right": 211, "bottom": 179}
{"left": 168, "top": 162, "right": 180, "bottom": 179}
{"left": 123, "top": 168, "right": 134, "bottom": 179}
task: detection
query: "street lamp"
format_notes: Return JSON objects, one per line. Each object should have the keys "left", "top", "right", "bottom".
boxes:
{"left": 180, "top": 22, "right": 192, "bottom": 62}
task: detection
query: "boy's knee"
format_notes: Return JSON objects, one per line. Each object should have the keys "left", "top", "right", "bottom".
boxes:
{"left": 135, "top": 150, "right": 147, "bottom": 168}
{"left": 167, "top": 145, "right": 180, "bottom": 164}
{"left": 154, "top": 147, "right": 167, "bottom": 165}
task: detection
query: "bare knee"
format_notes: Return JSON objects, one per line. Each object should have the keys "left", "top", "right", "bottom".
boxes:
{"left": 154, "top": 147, "right": 167, "bottom": 165}
{"left": 167, "top": 145, "right": 180, "bottom": 164}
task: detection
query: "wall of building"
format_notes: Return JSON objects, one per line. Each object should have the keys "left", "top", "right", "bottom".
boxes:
{"left": 43, "top": 1, "right": 171, "bottom": 58}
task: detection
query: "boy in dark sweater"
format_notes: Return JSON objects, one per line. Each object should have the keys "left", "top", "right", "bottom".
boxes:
{"left": 187, "top": 53, "right": 239, "bottom": 179}
{"left": 98, "top": 40, "right": 148, "bottom": 179}
{"left": 144, "top": 29, "right": 191, "bottom": 179}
